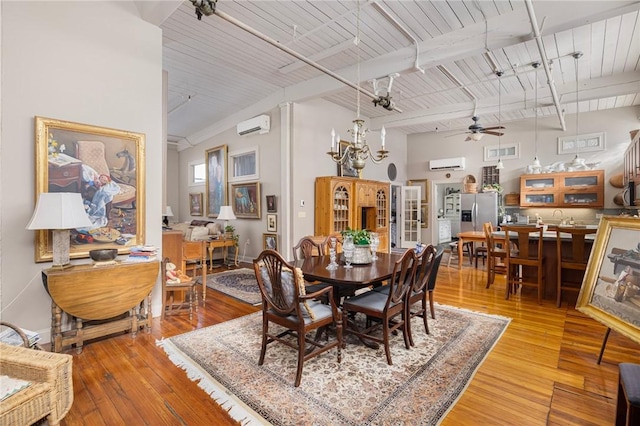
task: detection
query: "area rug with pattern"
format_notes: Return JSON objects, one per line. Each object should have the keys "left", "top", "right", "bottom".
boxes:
{"left": 157, "top": 304, "right": 510, "bottom": 425}
{"left": 205, "top": 268, "right": 261, "bottom": 305}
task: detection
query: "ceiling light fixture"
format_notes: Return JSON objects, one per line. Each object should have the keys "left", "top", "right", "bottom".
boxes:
{"left": 327, "top": 0, "right": 388, "bottom": 178}
{"left": 571, "top": 51, "right": 584, "bottom": 167}
{"left": 496, "top": 71, "right": 505, "bottom": 170}
{"left": 530, "top": 62, "right": 542, "bottom": 173}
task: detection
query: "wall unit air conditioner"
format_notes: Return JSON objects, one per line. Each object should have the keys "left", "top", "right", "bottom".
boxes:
{"left": 237, "top": 115, "right": 270, "bottom": 136}
{"left": 428, "top": 157, "right": 466, "bottom": 171}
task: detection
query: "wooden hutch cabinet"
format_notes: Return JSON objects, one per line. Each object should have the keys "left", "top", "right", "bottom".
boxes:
{"left": 315, "top": 176, "right": 390, "bottom": 252}
{"left": 520, "top": 170, "right": 604, "bottom": 208}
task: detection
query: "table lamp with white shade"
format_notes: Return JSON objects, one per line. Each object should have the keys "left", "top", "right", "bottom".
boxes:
{"left": 218, "top": 206, "right": 236, "bottom": 238}
{"left": 163, "top": 206, "right": 174, "bottom": 227}
{"left": 26, "top": 192, "right": 92, "bottom": 269}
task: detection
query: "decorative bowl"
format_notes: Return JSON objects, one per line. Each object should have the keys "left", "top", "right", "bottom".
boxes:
{"left": 89, "top": 248, "right": 118, "bottom": 262}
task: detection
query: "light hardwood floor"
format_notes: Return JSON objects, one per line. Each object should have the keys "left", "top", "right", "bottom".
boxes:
{"left": 58, "top": 260, "right": 639, "bottom": 425}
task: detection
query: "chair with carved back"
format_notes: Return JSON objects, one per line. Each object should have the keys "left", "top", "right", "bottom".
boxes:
{"left": 426, "top": 245, "right": 445, "bottom": 319}
{"left": 342, "top": 249, "right": 418, "bottom": 365}
{"left": 182, "top": 240, "right": 208, "bottom": 303}
{"left": 503, "top": 225, "right": 545, "bottom": 304}
{"left": 292, "top": 236, "right": 325, "bottom": 261}
{"left": 292, "top": 236, "right": 332, "bottom": 298}
{"left": 253, "top": 249, "right": 342, "bottom": 387}
{"left": 405, "top": 245, "right": 437, "bottom": 346}
{"left": 161, "top": 258, "right": 198, "bottom": 321}
{"left": 555, "top": 226, "right": 597, "bottom": 307}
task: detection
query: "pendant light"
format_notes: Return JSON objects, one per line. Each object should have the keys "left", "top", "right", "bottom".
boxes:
{"left": 496, "top": 71, "right": 505, "bottom": 170}
{"left": 571, "top": 51, "right": 584, "bottom": 167}
{"left": 530, "top": 62, "right": 542, "bottom": 173}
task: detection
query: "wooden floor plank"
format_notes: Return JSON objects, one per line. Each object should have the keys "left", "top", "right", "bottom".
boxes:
{"left": 53, "top": 262, "right": 639, "bottom": 425}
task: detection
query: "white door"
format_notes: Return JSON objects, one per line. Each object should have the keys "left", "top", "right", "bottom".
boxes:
{"left": 400, "top": 186, "right": 421, "bottom": 248}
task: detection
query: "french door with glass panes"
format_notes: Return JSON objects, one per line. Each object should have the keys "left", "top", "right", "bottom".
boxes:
{"left": 399, "top": 186, "right": 421, "bottom": 248}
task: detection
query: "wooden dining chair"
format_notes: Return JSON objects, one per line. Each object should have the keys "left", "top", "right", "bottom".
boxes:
{"left": 253, "top": 249, "right": 342, "bottom": 387}
{"left": 503, "top": 225, "right": 545, "bottom": 304}
{"left": 292, "top": 236, "right": 325, "bottom": 261}
{"left": 555, "top": 226, "right": 597, "bottom": 307}
{"left": 405, "top": 245, "right": 437, "bottom": 346}
{"left": 161, "top": 258, "right": 198, "bottom": 321}
{"left": 342, "top": 249, "right": 418, "bottom": 365}
{"left": 484, "top": 222, "right": 508, "bottom": 289}
{"left": 182, "top": 240, "right": 207, "bottom": 302}
{"left": 426, "top": 245, "right": 445, "bottom": 319}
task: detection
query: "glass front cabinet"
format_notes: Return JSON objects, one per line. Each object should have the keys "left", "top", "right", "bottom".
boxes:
{"left": 520, "top": 170, "right": 604, "bottom": 208}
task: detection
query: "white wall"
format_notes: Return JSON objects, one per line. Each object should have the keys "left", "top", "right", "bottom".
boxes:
{"left": 1, "top": 2, "right": 164, "bottom": 341}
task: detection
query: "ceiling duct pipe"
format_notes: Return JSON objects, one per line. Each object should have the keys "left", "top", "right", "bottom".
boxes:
{"left": 211, "top": 8, "right": 403, "bottom": 113}
{"left": 524, "top": 0, "right": 566, "bottom": 131}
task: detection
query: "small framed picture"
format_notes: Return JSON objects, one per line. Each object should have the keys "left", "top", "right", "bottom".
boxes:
{"left": 189, "top": 192, "right": 203, "bottom": 216}
{"left": 263, "top": 233, "right": 278, "bottom": 251}
{"left": 267, "top": 213, "right": 277, "bottom": 232}
{"left": 266, "top": 195, "right": 277, "bottom": 212}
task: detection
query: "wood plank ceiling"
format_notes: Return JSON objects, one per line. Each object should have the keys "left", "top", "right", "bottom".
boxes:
{"left": 149, "top": 0, "right": 640, "bottom": 148}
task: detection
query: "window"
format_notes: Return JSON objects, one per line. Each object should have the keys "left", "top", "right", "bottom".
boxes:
{"left": 557, "top": 132, "right": 605, "bottom": 155}
{"left": 189, "top": 160, "right": 206, "bottom": 186}
{"left": 483, "top": 143, "right": 519, "bottom": 162}
{"left": 228, "top": 147, "right": 259, "bottom": 182}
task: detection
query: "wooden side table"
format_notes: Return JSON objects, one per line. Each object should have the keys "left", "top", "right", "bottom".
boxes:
{"left": 207, "top": 238, "right": 239, "bottom": 271}
{"left": 42, "top": 261, "right": 159, "bottom": 353}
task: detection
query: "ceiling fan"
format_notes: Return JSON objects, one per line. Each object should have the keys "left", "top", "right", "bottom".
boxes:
{"left": 461, "top": 116, "right": 505, "bottom": 141}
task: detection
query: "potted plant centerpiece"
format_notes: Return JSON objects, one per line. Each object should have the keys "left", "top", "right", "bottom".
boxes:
{"left": 224, "top": 225, "right": 235, "bottom": 240}
{"left": 341, "top": 228, "right": 372, "bottom": 264}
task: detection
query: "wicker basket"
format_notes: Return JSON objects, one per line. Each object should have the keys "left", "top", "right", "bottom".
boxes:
{"left": 505, "top": 193, "right": 520, "bottom": 206}
{"left": 463, "top": 183, "right": 478, "bottom": 193}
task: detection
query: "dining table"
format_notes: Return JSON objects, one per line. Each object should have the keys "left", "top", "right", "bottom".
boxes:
{"left": 293, "top": 251, "right": 405, "bottom": 295}
{"left": 455, "top": 230, "right": 506, "bottom": 270}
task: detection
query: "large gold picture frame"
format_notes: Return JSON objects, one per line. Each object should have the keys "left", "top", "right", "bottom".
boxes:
{"left": 206, "top": 144, "right": 227, "bottom": 218}
{"left": 34, "top": 116, "right": 146, "bottom": 262}
{"left": 576, "top": 216, "right": 640, "bottom": 345}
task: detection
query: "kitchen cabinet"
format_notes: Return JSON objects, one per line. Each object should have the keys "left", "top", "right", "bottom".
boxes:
{"left": 520, "top": 170, "right": 604, "bottom": 208}
{"left": 315, "top": 176, "right": 390, "bottom": 252}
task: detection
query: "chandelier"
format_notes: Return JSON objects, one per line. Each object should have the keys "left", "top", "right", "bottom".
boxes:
{"left": 326, "top": 0, "right": 388, "bottom": 178}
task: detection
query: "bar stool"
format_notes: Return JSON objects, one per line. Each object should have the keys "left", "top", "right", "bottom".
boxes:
{"left": 555, "top": 226, "right": 597, "bottom": 307}
{"left": 503, "top": 225, "right": 545, "bottom": 304}
{"left": 616, "top": 363, "right": 640, "bottom": 426}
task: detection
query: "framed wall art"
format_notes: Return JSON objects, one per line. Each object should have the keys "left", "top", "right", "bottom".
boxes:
{"left": 420, "top": 204, "right": 428, "bottom": 228}
{"left": 230, "top": 181, "right": 261, "bottom": 219}
{"left": 267, "top": 213, "right": 277, "bottom": 232}
{"left": 34, "top": 116, "right": 145, "bottom": 262}
{"left": 576, "top": 216, "right": 640, "bottom": 345}
{"left": 337, "top": 140, "right": 358, "bottom": 177}
{"left": 558, "top": 132, "right": 605, "bottom": 155}
{"left": 266, "top": 195, "right": 276, "bottom": 213}
{"left": 189, "top": 192, "right": 203, "bottom": 216}
{"left": 206, "top": 144, "right": 227, "bottom": 218}
{"left": 407, "top": 179, "right": 429, "bottom": 204}
{"left": 263, "top": 233, "right": 278, "bottom": 251}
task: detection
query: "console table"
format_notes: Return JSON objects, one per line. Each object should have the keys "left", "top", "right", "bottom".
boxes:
{"left": 207, "top": 238, "right": 238, "bottom": 270}
{"left": 42, "top": 261, "right": 159, "bottom": 353}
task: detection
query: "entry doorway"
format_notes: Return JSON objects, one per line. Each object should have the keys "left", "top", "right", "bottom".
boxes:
{"left": 430, "top": 179, "right": 463, "bottom": 244}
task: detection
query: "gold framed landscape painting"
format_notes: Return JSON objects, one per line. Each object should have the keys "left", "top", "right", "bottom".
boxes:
{"left": 34, "top": 116, "right": 145, "bottom": 263}
{"left": 576, "top": 216, "right": 640, "bottom": 345}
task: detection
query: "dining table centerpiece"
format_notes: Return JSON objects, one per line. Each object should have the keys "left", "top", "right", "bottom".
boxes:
{"left": 341, "top": 228, "right": 372, "bottom": 264}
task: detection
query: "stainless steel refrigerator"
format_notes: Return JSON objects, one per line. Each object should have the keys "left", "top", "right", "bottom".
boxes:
{"left": 460, "top": 192, "right": 499, "bottom": 233}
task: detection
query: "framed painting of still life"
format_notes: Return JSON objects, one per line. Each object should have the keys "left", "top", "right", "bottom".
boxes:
{"left": 34, "top": 116, "right": 146, "bottom": 263}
